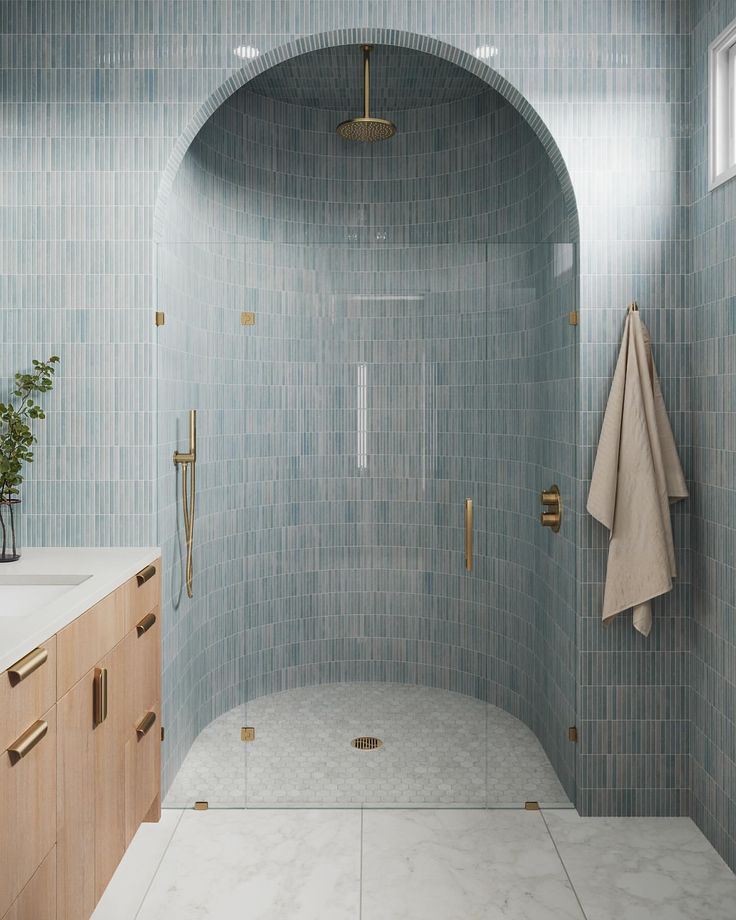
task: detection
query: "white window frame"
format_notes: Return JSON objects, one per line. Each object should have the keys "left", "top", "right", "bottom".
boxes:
{"left": 709, "top": 18, "right": 736, "bottom": 189}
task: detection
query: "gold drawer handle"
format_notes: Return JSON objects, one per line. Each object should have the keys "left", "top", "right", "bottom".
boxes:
{"left": 136, "top": 711, "right": 156, "bottom": 739}
{"left": 136, "top": 564, "right": 157, "bottom": 587}
{"left": 8, "top": 720, "right": 48, "bottom": 764}
{"left": 136, "top": 611, "right": 157, "bottom": 636}
{"left": 8, "top": 646, "right": 48, "bottom": 686}
{"left": 93, "top": 667, "right": 108, "bottom": 727}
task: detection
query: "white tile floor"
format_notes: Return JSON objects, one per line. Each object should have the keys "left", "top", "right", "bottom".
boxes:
{"left": 91, "top": 808, "right": 736, "bottom": 920}
{"left": 164, "top": 683, "right": 569, "bottom": 807}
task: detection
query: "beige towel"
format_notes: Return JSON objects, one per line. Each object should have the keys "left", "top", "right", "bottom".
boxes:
{"left": 587, "top": 307, "right": 688, "bottom": 636}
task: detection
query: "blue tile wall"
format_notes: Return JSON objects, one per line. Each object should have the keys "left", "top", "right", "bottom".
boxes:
{"left": 690, "top": 0, "right": 736, "bottom": 874}
{"left": 157, "top": 47, "right": 576, "bottom": 798}
{"left": 0, "top": 0, "right": 710, "bottom": 860}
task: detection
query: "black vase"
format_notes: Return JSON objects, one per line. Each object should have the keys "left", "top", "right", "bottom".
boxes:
{"left": 0, "top": 499, "right": 21, "bottom": 562}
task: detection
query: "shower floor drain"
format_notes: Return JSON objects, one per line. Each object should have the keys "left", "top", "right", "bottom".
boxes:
{"left": 351, "top": 736, "right": 383, "bottom": 751}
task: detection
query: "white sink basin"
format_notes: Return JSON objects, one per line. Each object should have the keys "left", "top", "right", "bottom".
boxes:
{"left": 0, "top": 574, "right": 92, "bottom": 617}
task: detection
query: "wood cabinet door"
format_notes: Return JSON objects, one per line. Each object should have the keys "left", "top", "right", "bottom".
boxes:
{"left": 57, "top": 673, "right": 96, "bottom": 920}
{"left": 3, "top": 846, "right": 56, "bottom": 920}
{"left": 0, "top": 707, "right": 56, "bottom": 919}
{"left": 93, "top": 638, "right": 129, "bottom": 902}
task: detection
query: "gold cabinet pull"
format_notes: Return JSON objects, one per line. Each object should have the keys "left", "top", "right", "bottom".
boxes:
{"left": 136, "top": 711, "right": 156, "bottom": 739}
{"left": 136, "top": 612, "right": 157, "bottom": 637}
{"left": 136, "top": 564, "right": 157, "bottom": 587}
{"left": 464, "top": 498, "right": 473, "bottom": 571}
{"left": 93, "top": 667, "right": 108, "bottom": 727}
{"left": 8, "top": 720, "right": 48, "bottom": 764}
{"left": 7, "top": 646, "right": 48, "bottom": 685}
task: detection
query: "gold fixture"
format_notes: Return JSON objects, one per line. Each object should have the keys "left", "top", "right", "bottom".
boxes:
{"left": 93, "top": 667, "right": 108, "bottom": 727}
{"left": 173, "top": 410, "right": 197, "bottom": 598}
{"left": 136, "top": 711, "right": 157, "bottom": 739}
{"left": 8, "top": 719, "right": 48, "bottom": 764}
{"left": 136, "top": 612, "right": 157, "bottom": 636}
{"left": 629, "top": 301, "right": 639, "bottom": 312}
{"left": 7, "top": 646, "right": 48, "bottom": 685}
{"left": 351, "top": 736, "right": 383, "bottom": 750}
{"left": 568, "top": 726, "right": 578, "bottom": 743}
{"left": 155, "top": 311, "right": 166, "bottom": 326}
{"left": 240, "top": 311, "right": 256, "bottom": 326}
{"left": 524, "top": 801, "right": 540, "bottom": 811}
{"left": 568, "top": 310, "right": 578, "bottom": 326}
{"left": 336, "top": 45, "right": 397, "bottom": 142}
{"left": 136, "top": 564, "right": 157, "bottom": 587}
{"left": 540, "top": 484, "right": 562, "bottom": 533}
{"left": 465, "top": 498, "right": 473, "bottom": 571}
{"left": 161, "top": 726, "right": 165, "bottom": 741}
{"left": 193, "top": 801, "right": 209, "bottom": 810}
{"left": 241, "top": 726, "right": 256, "bottom": 742}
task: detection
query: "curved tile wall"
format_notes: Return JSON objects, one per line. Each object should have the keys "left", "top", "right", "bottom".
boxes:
{"left": 157, "top": 45, "right": 577, "bottom": 798}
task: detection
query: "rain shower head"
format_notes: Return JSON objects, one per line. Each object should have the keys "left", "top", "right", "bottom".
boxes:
{"left": 336, "top": 45, "right": 396, "bottom": 142}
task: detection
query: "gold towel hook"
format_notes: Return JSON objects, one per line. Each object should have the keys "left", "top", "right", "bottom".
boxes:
{"left": 628, "top": 301, "right": 639, "bottom": 312}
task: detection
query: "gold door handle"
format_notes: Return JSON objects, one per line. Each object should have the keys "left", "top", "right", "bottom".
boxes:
{"left": 93, "top": 667, "right": 108, "bottom": 727}
{"left": 465, "top": 498, "right": 473, "bottom": 571}
{"left": 136, "top": 612, "right": 157, "bottom": 636}
{"left": 8, "top": 720, "right": 48, "bottom": 765}
{"left": 136, "top": 711, "right": 157, "bottom": 739}
{"left": 136, "top": 564, "right": 157, "bottom": 587}
{"left": 7, "top": 646, "right": 48, "bottom": 685}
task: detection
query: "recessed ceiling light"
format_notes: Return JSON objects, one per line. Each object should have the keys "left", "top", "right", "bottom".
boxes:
{"left": 474, "top": 45, "right": 498, "bottom": 60}
{"left": 234, "top": 45, "right": 260, "bottom": 60}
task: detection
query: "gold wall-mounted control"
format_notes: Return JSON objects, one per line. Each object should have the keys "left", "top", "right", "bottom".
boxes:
{"left": 540, "top": 485, "right": 562, "bottom": 533}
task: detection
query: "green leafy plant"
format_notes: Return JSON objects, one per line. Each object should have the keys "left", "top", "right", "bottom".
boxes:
{"left": 0, "top": 356, "right": 60, "bottom": 560}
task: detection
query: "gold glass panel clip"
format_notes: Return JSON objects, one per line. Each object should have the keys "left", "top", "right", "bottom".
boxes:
{"left": 540, "top": 485, "right": 562, "bottom": 533}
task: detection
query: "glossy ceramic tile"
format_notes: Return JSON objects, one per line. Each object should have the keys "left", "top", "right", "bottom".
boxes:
{"left": 362, "top": 809, "right": 584, "bottom": 920}
{"left": 544, "top": 811, "right": 736, "bottom": 920}
{"left": 135, "top": 809, "right": 361, "bottom": 920}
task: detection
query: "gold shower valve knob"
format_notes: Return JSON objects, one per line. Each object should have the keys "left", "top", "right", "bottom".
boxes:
{"left": 540, "top": 485, "right": 562, "bottom": 532}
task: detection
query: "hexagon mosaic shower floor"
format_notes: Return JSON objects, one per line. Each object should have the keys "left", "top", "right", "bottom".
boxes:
{"left": 163, "top": 684, "right": 570, "bottom": 807}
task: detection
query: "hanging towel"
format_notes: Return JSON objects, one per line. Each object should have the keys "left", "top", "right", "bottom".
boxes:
{"left": 587, "top": 306, "right": 688, "bottom": 636}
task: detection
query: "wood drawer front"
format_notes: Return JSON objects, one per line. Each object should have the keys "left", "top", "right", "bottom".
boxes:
{"left": 57, "top": 588, "right": 126, "bottom": 698}
{"left": 124, "top": 560, "right": 161, "bottom": 632}
{"left": 2, "top": 846, "right": 56, "bottom": 920}
{"left": 128, "top": 609, "right": 160, "bottom": 731}
{"left": 0, "top": 636, "right": 56, "bottom": 753}
{"left": 0, "top": 706, "right": 57, "bottom": 919}
{"left": 125, "top": 700, "right": 160, "bottom": 845}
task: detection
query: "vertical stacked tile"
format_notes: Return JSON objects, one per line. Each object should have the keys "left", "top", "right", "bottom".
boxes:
{"left": 689, "top": 0, "right": 736, "bottom": 874}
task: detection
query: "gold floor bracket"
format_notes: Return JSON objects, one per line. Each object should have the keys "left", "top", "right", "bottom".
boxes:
{"left": 241, "top": 726, "right": 256, "bottom": 742}
{"left": 524, "top": 801, "right": 540, "bottom": 811}
{"left": 193, "top": 801, "right": 209, "bottom": 811}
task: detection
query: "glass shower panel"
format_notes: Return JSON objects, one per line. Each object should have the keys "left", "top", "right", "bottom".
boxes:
{"left": 157, "top": 241, "right": 247, "bottom": 809}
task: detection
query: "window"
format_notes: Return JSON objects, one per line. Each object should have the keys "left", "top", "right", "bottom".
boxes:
{"left": 709, "top": 18, "right": 736, "bottom": 188}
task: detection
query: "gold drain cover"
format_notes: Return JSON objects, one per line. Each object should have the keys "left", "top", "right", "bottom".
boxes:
{"left": 351, "top": 736, "right": 383, "bottom": 751}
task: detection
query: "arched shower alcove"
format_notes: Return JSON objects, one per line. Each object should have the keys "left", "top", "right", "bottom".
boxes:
{"left": 155, "top": 31, "right": 579, "bottom": 809}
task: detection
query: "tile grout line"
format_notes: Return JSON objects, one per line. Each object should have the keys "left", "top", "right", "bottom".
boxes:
{"left": 359, "top": 807, "right": 364, "bottom": 920}
{"left": 133, "top": 808, "right": 186, "bottom": 920}
{"left": 540, "top": 810, "right": 589, "bottom": 920}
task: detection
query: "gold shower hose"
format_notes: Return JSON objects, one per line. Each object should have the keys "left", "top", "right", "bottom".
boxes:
{"left": 173, "top": 409, "right": 197, "bottom": 598}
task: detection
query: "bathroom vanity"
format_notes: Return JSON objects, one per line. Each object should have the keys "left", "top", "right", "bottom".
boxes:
{"left": 0, "top": 549, "right": 161, "bottom": 920}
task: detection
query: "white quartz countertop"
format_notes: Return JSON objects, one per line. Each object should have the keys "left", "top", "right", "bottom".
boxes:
{"left": 0, "top": 547, "right": 160, "bottom": 673}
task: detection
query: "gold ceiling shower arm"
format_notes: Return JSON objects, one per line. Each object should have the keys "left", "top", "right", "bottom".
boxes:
{"left": 363, "top": 44, "right": 371, "bottom": 118}
{"left": 173, "top": 410, "right": 197, "bottom": 598}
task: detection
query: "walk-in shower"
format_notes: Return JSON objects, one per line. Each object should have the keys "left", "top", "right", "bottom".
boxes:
{"left": 155, "top": 41, "right": 579, "bottom": 809}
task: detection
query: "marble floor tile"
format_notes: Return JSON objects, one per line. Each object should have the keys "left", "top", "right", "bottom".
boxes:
{"left": 90, "top": 809, "right": 183, "bottom": 920}
{"left": 361, "top": 809, "right": 585, "bottom": 920}
{"left": 135, "top": 809, "right": 361, "bottom": 920}
{"left": 544, "top": 811, "right": 736, "bottom": 920}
